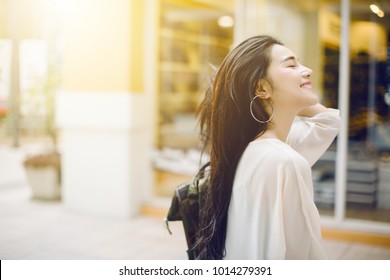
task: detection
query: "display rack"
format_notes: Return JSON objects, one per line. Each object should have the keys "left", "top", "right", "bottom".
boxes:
{"left": 313, "top": 149, "right": 379, "bottom": 209}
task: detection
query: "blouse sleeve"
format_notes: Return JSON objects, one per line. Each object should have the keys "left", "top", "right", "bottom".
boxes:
{"left": 286, "top": 108, "right": 340, "bottom": 166}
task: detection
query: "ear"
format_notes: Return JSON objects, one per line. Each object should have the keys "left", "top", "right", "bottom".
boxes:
{"left": 256, "top": 80, "right": 271, "bottom": 99}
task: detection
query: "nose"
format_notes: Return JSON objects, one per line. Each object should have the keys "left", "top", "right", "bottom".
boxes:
{"left": 301, "top": 65, "right": 313, "bottom": 77}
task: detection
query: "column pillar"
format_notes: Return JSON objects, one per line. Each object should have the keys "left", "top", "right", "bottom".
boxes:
{"left": 56, "top": 0, "right": 154, "bottom": 218}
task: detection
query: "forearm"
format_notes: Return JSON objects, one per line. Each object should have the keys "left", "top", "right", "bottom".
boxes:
{"left": 298, "top": 103, "right": 328, "bottom": 117}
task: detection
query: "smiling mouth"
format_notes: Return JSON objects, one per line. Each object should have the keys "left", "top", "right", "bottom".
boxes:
{"left": 300, "top": 83, "right": 312, "bottom": 88}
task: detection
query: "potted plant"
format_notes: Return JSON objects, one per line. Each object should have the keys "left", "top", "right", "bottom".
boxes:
{"left": 22, "top": 55, "right": 62, "bottom": 200}
{"left": 23, "top": 151, "right": 61, "bottom": 200}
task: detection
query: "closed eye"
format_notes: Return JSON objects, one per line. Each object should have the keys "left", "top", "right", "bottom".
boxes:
{"left": 281, "top": 56, "right": 300, "bottom": 68}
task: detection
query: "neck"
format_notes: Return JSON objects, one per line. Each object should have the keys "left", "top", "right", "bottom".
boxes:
{"left": 260, "top": 110, "right": 296, "bottom": 142}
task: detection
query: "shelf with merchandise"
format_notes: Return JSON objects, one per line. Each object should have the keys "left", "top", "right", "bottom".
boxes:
{"left": 157, "top": 1, "right": 233, "bottom": 152}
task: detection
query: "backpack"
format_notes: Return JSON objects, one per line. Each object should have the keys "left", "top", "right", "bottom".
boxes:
{"left": 165, "top": 162, "right": 210, "bottom": 260}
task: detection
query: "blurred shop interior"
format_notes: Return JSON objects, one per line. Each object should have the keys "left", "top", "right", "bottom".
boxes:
{"left": 0, "top": 0, "right": 390, "bottom": 241}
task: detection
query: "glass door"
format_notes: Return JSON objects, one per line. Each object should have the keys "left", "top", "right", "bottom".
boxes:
{"left": 345, "top": 0, "right": 390, "bottom": 223}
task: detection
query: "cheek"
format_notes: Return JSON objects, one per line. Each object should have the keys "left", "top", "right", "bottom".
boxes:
{"left": 272, "top": 84, "right": 318, "bottom": 108}
{"left": 268, "top": 70, "right": 313, "bottom": 104}
{"left": 272, "top": 71, "right": 301, "bottom": 90}
{"left": 270, "top": 69, "right": 290, "bottom": 80}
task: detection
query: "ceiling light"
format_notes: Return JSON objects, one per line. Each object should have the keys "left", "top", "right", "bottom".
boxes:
{"left": 370, "top": 4, "right": 380, "bottom": 14}
{"left": 218, "top": 15, "right": 234, "bottom": 28}
{"left": 370, "top": 3, "right": 385, "bottom": 18}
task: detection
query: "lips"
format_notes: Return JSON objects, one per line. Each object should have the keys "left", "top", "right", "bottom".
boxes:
{"left": 300, "top": 81, "right": 312, "bottom": 88}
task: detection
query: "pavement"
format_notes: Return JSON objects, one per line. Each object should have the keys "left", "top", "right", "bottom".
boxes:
{"left": 1, "top": 145, "right": 390, "bottom": 260}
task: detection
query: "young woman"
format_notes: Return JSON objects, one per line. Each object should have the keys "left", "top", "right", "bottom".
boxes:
{"left": 196, "top": 35, "right": 340, "bottom": 259}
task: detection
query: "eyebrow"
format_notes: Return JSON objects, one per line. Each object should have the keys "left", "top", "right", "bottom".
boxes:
{"left": 280, "top": 56, "right": 299, "bottom": 63}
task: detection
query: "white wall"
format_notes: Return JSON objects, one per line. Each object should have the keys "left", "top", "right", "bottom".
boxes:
{"left": 56, "top": 91, "right": 154, "bottom": 218}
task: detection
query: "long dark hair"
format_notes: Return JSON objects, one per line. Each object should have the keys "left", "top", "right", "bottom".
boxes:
{"left": 196, "top": 35, "right": 283, "bottom": 259}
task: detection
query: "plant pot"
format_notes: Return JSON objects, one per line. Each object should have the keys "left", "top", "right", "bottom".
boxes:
{"left": 24, "top": 153, "right": 61, "bottom": 200}
{"left": 25, "top": 166, "right": 61, "bottom": 200}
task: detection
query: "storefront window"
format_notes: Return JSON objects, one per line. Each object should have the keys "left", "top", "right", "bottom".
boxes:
{"left": 346, "top": 0, "right": 390, "bottom": 222}
{"left": 0, "top": 0, "right": 62, "bottom": 148}
{"left": 154, "top": 0, "right": 233, "bottom": 196}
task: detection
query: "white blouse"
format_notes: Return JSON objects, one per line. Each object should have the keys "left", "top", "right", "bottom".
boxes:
{"left": 224, "top": 108, "right": 340, "bottom": 260}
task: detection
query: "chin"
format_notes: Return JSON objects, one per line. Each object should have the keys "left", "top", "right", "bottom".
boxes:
{"left": 306, "top": 94, "right": 319, "bottom": 105}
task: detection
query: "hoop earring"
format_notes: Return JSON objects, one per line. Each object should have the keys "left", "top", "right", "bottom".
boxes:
{"left": 250, "top": 95, "right": 274, "bottom": 123}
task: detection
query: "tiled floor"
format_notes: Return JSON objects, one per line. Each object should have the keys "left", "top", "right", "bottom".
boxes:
{"left": 0, "top": 183, "right": 389, "bottom": 260}
{"left": 0, "top": 183, "right": 187, "bottom": 260}
{"left": 1, "top": 145, "right": 389, "bottom": 260}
